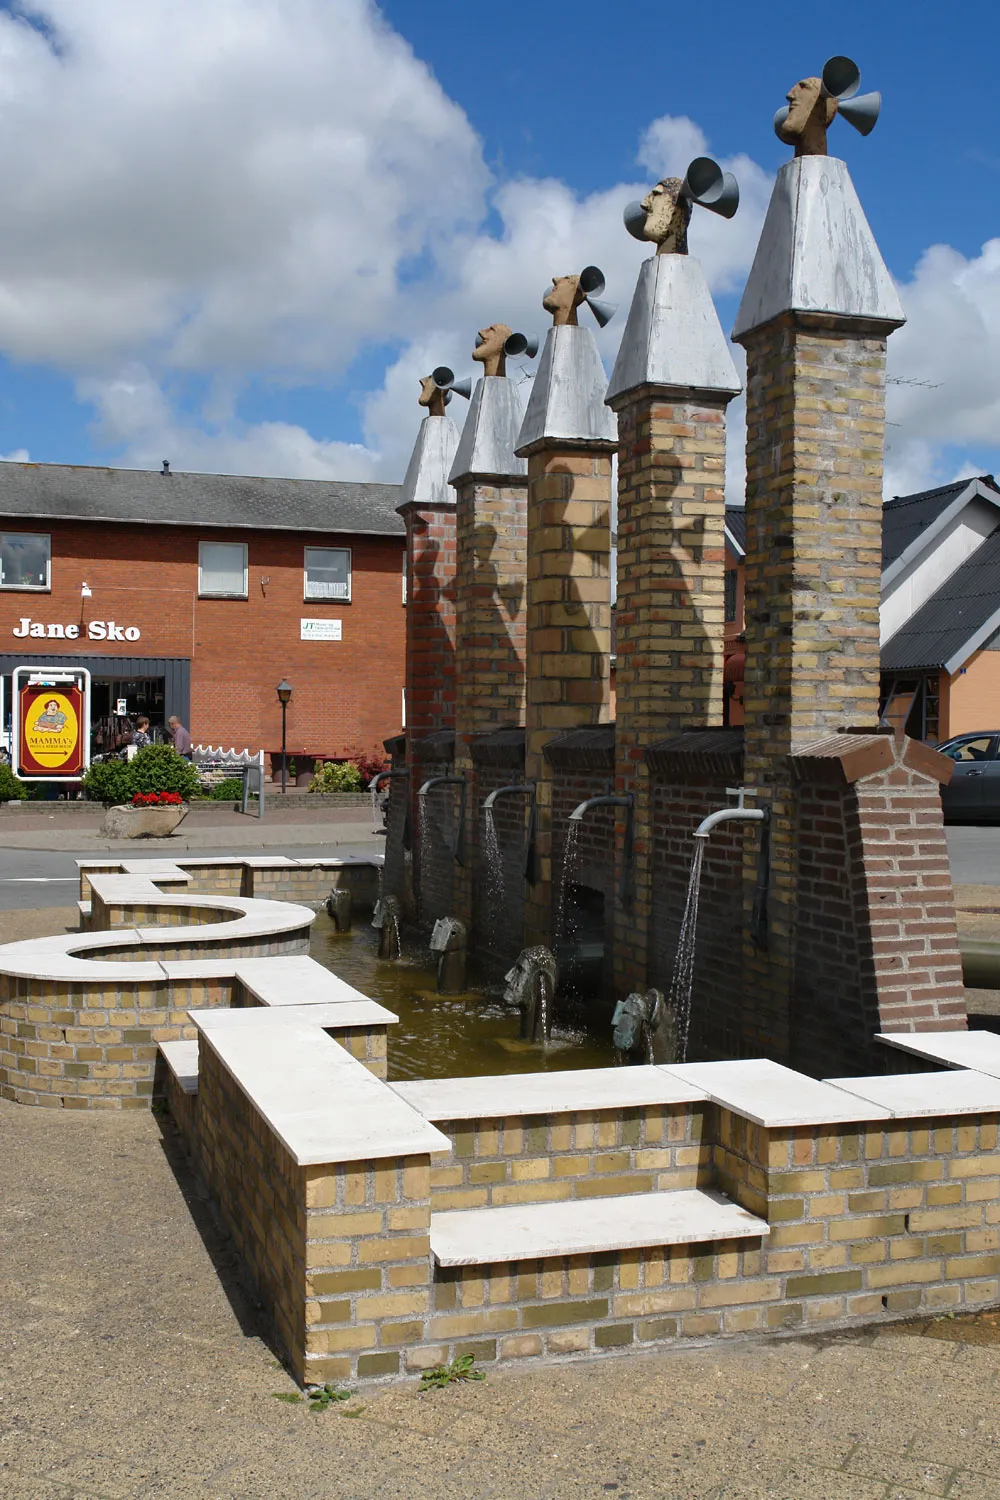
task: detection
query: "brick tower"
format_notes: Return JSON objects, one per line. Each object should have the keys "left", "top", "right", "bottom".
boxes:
{"left": 606, "top": 167, "right": 742, "bottom": 1004}
{"left": 515, "top": 273, "right": 617, "bottom": 949}
{"left": 448, "top": 335, "right": 529, "bottom": 929}
{"left": 732, "top": 110, "right": 966, "bottom": 1068}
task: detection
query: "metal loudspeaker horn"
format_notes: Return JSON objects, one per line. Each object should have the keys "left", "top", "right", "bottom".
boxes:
{"left": 681, "top": 155, "right": 740, "bottom": 219}
{"left": 821, "top": 54, "right": 880, "bottom": 135}
{"left": 578, "top": 265, "right": 617, "bottom": 328}
{"left": 623, "top": 199, "right": 648, "bottom": 242}
{"left": 503, "top": 331, "right": 539, "bottom": 359}
{"left": 837, "top": 91, "right": 881, "bottom": 135}
{"left": 431, "top": 366, "right": 472, "bottom": 403}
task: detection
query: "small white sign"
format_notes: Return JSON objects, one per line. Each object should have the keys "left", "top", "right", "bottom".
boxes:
{"left": 300, "top": 618, "right": 342, "bottom": 642}
{"left": 115, "top": 699, "right": 127, "bottom": 716}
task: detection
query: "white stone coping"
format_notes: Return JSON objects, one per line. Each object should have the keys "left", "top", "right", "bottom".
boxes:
{"left": 392, "top": 1065, "right": 708, "bottom": 1122}
{"left": 234, "top": 954, "right": 380, "bottom": 1008}
{"left": 430, "top": 1188, "right": 769, "bottom": 1268}
{"left": 160, "top": 1039, "right": 199, "bottom": 1095}
{"left": 77, "top": 854, "right": 380, "bottom": 874}
{"left": 660, "top": 1059, "right": 892, "bottom": 1127}
{"left": 190, "top": 1007, "right": 446, "bottom": 1166}
{"left": 824, "top": 1070, "right": 1000, "bottom": 1119}
{"left": 876, "top": 1030, "right": 1000, "bottom": 1075}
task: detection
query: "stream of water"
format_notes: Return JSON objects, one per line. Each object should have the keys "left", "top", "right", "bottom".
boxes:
{"left": 667, "top": 839, "right": 705, "bottom": 1062}
{"left": 310, "top": 912, "right": 614, "bottom": 1081}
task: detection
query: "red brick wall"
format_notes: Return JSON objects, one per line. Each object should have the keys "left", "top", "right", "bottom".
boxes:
{"left": 0, "top": 517, "right": 404, "bottom": 761}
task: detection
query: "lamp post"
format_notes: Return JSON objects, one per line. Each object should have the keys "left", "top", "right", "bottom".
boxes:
{"left": 276, "top": 678, "right": 292, "bottom": 795}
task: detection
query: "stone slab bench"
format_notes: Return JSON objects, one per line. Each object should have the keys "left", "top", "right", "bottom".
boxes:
{"left": 159, "top": 1039, "right": 199, "bottom": 1095}
{"left": 392, "top": 1064, "right": 708, "bottom": 1120}
{"left": 430, "top": 1187, "right": 769, "bottom": 1267}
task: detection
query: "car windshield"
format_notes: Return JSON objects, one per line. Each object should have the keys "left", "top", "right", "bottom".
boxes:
{"left": 945, "top": 737, "right": 994, "bottom": 762}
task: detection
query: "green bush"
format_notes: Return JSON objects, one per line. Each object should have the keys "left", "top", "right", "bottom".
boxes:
{"left": 0, "top": 762, "right": 27, "bottom": 801}
{"left": 83, "top": 745, "right": 200, "bottom": 804}
{"left": 209, "top": 776, "right": 245, "bottom": 801}
{"left": 308, "top": 760, "right": 363, "bottom": 794}
{"left": 127, "top": 744, "right": 201, "bottom": 800}
{"left": 82, "top": 757, "right": 132, "bottom": 805}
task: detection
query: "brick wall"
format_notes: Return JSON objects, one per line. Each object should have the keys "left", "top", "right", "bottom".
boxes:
{"left": 398, "top": 501, "right": 456, "bottom": 740}
{"left": 612, "top": 391, "right": 729, "bottom": 997}
{"left": 0, "top": 518, "right": 405, "bottom": 760}
{"left": 524, "top": 449, "right": 613, "bottom": 948}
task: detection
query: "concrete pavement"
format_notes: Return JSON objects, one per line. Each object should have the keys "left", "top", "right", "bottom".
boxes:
{"left": 2, "top": 1093, "right": 999, "bottom": 1500}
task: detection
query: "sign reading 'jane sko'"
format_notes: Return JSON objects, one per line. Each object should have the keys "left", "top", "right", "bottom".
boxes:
{"left": 12, "top": 618, "right": 141, "bottom": 641}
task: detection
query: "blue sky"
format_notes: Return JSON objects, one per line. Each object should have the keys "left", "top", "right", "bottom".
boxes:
{"left": 0, "top": 0, "right": 996, "bottom": 499}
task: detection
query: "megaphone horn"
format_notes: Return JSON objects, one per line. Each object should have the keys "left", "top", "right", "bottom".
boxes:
{"left": 623, "top": 199, "right": 648, "bottom": 241}
{"left": 431, "top": 366, "right": 472, "bottom": 400}
{"left": 585, "top": 297, "right": 617, "bottom": 329}
{"left": 578, "top": 265, "right": 606, "bottom": 297}
{"left": 774, "top": 104, "right": 790, "bottom": 140}
{"left": 821, "top": 54, "right": 861, "bottom": 100}
{"left": 503, "top": 331, "right": 539, "bottom": 360}
{"left": 838, "top": 90, "right": 881, "bottom": 136}
{"left": 681, "top": 156, "right": 740, "bottom": 220}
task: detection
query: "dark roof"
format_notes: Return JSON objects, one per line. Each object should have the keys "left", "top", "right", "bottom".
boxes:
{"left": 725, "top": 505, "right": 745, "bottom": 555}
{"left": 882, "top": 475, "right": 1000, "bottom": 570}
{"left": 0, "top": 461, "right": 404, "bottom": 537}
{"left": 881, "top": 526, "right": 1000, "bottom": 673}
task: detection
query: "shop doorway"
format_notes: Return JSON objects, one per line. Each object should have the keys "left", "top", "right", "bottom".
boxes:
{"left": 90, "top": 676, "right": 166, "bottom": 755}
{"left": 0, "top": 654, "right": 189, "bottom": 762}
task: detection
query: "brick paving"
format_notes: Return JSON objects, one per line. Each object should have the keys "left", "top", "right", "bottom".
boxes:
{"left": 2, "top": 1091, "right": 1000, "bottom": 1499}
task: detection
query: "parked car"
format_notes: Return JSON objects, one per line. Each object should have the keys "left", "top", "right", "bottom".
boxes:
{"left": 936, "top": 732, "right": 1000, "bottom": 822}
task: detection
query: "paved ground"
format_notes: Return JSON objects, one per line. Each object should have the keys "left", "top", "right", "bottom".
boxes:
{"left": 0, "top": 837, "right": 382, "bottom": 909}
{"left": 2, "top": 1094, "right": 1000, "bottom": 1500}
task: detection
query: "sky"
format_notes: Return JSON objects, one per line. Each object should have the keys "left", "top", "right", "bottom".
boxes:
{"left": 0, "top": 0, "right": 996, "bottom": 501}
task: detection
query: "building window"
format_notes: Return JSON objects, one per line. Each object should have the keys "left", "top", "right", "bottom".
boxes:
{"left": 304, "top": 546, "right": 351, "bottom": 602}
{"left": 0, "top": 532, "right": 50, "bottom": 590}
{"left": 198, "top": 541, "right": 247, "bottom": 598}
{"left": 724, "top": 569, "right": 738, "bottom": 623}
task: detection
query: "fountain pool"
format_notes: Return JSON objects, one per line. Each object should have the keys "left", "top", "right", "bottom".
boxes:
{"left": 310, "top": 909, "right": 614, "bottom": 1081}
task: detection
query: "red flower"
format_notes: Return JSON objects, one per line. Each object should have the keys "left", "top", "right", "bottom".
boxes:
{"left": 131, "top": 790, "right": 184, "bottom": 806}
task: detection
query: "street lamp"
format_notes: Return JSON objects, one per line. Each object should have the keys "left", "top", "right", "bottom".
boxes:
{"left": 276, "top": 679, "right": 292, "bottom": 795}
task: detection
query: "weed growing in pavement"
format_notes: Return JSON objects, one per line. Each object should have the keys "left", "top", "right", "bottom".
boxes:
{"left": 306, "top": 1383, "right": 354, "bottom": 1412}
{"left": 419, "top": 1354, "right": 486, "bottom": 1391}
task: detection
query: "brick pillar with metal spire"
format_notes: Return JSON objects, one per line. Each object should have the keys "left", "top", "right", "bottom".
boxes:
{"left": 515, "top": 270, "right": 617, "bottom": 950}
{"left": 448, "top": 326, "right": 530, "bottom": 931}
{"left": 605, "top": 161, "right": 742, "bottom": 1006}
{"left": 731, "top": 61, "right": 966, "bottom": 1066}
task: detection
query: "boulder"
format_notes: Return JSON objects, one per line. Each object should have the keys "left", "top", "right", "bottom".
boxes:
{"left": 101, "top": 803, "right": 189, "bottom": 839}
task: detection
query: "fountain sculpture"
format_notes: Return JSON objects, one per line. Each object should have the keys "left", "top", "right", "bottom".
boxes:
{"left": 504, "top": 945, "right": 558, "bottom": 1045}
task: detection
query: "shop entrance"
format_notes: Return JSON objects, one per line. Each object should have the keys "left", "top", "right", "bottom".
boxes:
{"left": 0, "top": 653, "right": 190, "bottom": 762}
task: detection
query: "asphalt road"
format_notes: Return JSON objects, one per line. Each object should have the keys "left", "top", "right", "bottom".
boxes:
{"left": 0, "top": 842, "right": 380, "bottom": 908}
{"left": 0, "top": 827, "right": 993, "bottom": 910}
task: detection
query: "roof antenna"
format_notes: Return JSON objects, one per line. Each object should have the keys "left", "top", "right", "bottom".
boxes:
{"left": 161, "top": 459, "right": 171, "bottom": 476}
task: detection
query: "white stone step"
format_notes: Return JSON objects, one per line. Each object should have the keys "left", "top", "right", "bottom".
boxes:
{"left": 159, "top": 1039, "right": 199, "bottom": 1095}
{"left": 824, "top": 1069, "right": 1000, "bottom": 1118}
{"left": 430, "top": 1187, "right": 768, "bottom": 1268}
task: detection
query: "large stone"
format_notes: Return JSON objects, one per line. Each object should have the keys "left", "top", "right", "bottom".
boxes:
{"left": 101, "top": 803, "right": 189, "bottom": 839}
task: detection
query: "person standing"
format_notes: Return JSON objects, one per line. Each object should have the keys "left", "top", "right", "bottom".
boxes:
{"left": 131, "top": 716, "right": 152, "bottom": 749}
{"left": 167, "top": 715, "right": 192, "bottom": 759}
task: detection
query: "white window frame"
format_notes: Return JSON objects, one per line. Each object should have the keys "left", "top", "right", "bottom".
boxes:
{"left": 0, "top": 531, "right": 51, "bottom": 591}
{"left": 198, "top": 540, "right": 248, "bottom": 599}
{"left": 303, "top": 546, "right": 352, "bottom": 604}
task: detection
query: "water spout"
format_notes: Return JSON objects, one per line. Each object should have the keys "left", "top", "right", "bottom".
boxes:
{"left": 567, "top": 791, "right": 635, "bottom": 909}
{"left": 417, "top": 774, "right": 467, "bottom": 864}
{"left": 369, "top": 768, "right": 412, "bottom": 850}
{"left": 482, "top": 781, "right": 537, "bottom": 886}
{"left": 669, "top": 788, "right": 769, "bottom": 1061}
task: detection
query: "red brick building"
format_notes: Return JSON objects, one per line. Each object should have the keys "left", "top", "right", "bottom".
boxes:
{"left": 0, "top": 462, "right": 405, "bottom": 773}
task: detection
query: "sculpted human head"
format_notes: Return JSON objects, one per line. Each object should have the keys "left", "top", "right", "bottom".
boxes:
{"left": 418, "top": 374, "right": 447, "bottom": 417}
{"left": 779, "top": 76, "right": 837, "bottom": 156}
{"left": 543, "top": 274, "right": 586, "bottom": 327}
{"left": 473, "top": 323, "right": 512, "bottom": 378}
{"left": 639, "top": 176, "right": 692, "bottom": 255}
